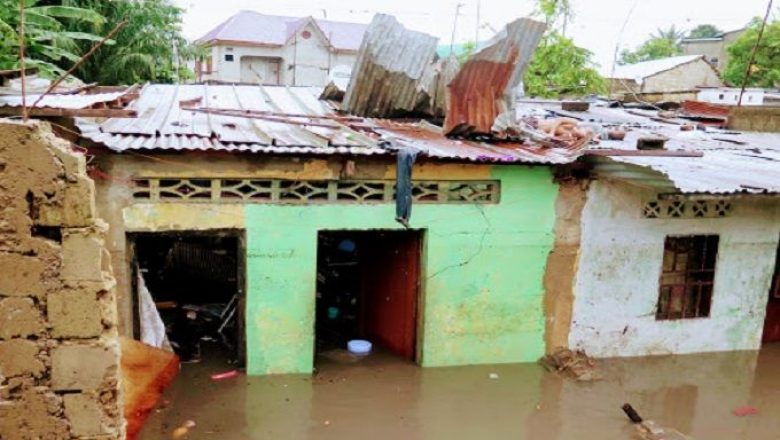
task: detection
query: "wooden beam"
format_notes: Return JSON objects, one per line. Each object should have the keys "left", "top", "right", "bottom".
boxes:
{"left": 0, "top": 107, "right": 137, "bottom": 118}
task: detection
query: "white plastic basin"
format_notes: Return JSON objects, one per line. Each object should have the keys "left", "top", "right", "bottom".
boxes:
{"left": 347, "top": 339, "right": 372, "bottom": 355}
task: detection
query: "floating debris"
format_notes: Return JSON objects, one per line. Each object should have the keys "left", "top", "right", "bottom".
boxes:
{"left": 539, "top": 347, "right": 601, "bottom": 381}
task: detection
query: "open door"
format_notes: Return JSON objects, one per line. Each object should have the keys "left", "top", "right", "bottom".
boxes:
{"left": 360, "top": 232, "right": 421, "bottom": 361}
{"left": 762, "top": 242, "right": 780, "bottom": 343}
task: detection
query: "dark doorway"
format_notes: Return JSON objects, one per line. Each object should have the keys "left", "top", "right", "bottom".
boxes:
{"left": 763, "top": 241, "right": 780, "bottom": 344}
{"left": 129, "top": 231, "right": 245, "bottom": 366}
{"left": 315, "top": 230, "right": 422, "bottom": 362}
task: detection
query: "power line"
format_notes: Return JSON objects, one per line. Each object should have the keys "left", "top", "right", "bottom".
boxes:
{"left": 738, "top": 0, "right": 774, "bottom": 107}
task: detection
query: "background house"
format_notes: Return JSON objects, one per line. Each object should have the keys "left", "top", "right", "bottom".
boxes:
{"left": 195, "top": 11, "right": 368, "bottom": 86}
{"left": 606, "top": 55, "right": 723, "bottom": 102}
{"left": 681, "top": 28, "right": 745, "bottom": 72}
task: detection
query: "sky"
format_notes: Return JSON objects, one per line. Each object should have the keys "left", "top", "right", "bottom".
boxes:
{"left": 173, "top": 0, "right": 771, "bottom": 69}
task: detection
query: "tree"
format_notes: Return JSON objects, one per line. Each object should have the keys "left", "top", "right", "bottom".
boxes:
{"left": 456, "top": 41, "right": 476, "bottom": 65}
{"left": 61, "top": 0, "right": 191, "bottom": 84}
{"left": 524, "top": 31, "right": 606, "bottom": 98}
{"left": 619, "top": 26, "right": 685, "bottom": 64}
{"left": 0, "top": 0, "right": 104, "bottom": 76}
{"left": 534, "top": 0, "right": 574, "bottom": 31}
{"left": 723, "top": 19, "right": 780, "bottom": 88}
{"left": 688, "top": 24, "right": 723, "bottom": 39}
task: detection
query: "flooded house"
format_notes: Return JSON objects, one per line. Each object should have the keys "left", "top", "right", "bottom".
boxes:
{"left": 76, "top": 83, "right": 581, "bottom": 375}
{"left": 526, "top": 103, "right": 780, "bottom": 359}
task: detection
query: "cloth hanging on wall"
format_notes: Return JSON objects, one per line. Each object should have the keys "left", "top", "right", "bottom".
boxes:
{"left": 137, "top": 267, "right": 173, "bottom": 352}
{"left": 395, "top": 148, "right": 419, "bottom": 228}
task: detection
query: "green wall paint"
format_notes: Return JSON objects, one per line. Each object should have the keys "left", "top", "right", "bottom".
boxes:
{"left": 244, "top": 166, "right": 558, "bottom": 375}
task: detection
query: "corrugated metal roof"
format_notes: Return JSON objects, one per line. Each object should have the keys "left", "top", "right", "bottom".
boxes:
{"left": 78, "top": 83, "right": 579, "bottom": 164}
{"left": 0, "top": 91, "right": 129, "bottom": 109}
{"left": 605, "top": 55, "right": 704, "bottom": 82}
{"left": 197, "top": 10, "right": 367, "bottom": 51}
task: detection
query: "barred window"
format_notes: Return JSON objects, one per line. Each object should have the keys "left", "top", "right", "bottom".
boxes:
{"left": 656, "top": 235, "right": 719, "bottom": 320}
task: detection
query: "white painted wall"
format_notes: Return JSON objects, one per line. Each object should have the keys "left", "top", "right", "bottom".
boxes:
{"left": 569, "top": 180, "right": 780, "bottom": 357}
{"left": 698, "top": 88, "right": 765, "bottom": 106}
{"left": 200, "top": 23, "right": 358, "bottom": 86}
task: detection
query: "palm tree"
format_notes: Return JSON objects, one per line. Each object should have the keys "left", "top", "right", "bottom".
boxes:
{"left": 0, "top": 0, "right": 104, "bottom": 76}
{"left": 651, "top": 25, "right": 687, "bottom": 45}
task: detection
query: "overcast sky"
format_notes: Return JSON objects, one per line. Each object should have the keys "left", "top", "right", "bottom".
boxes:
{"left": 173, "top": 0, "right": 770, "bottom": 68}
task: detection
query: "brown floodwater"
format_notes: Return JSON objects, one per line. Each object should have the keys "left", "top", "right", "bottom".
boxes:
{"left": 138, "top": 344, "right": 780, "bottom": 439}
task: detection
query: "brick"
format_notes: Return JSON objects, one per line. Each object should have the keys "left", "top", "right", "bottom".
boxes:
{"left": 0, "top": 297, "right": 44, "bottom": 339}
{"left": 0, "top": 253, "right": 47, "bottom": 297}
{"left": 0, "top": 387, "right": 68, "bottom": 440}
{"left": 37, "top": 177, "right": 95, "bottom": 228}
{"left": 48, "top": 288, "right": 102, "bottom": 338}
{"left": 64, "top": 393, "right": 112, "bottom": 437}
{"left": 0, "top": 339, "right": 44, "bottom": 378}
{"left": 51, "top": 343, "right": 118, "bottom": 391}
{"left": 62, "top": 230, "right": 104, "bottom": 282}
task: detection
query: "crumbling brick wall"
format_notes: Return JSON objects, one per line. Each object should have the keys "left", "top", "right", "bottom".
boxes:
{"left": 0, "top": 120, "right": 124, "bottom": 439}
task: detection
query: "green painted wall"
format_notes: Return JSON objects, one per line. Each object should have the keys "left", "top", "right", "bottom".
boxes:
{"left": 244, "top": 166, "right": 558, "bottom": 375}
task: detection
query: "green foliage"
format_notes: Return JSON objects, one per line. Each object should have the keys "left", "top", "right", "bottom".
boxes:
{"left": 524, "top": 31, "right": 606, "bottom": 98}
{"left": 688, "top": 24, "right": 723, "bottom": 39}
{"left": 534, "top": 0, "right": 573, "bottom": 27}
{"left": 723, "top": 19, "right": 780, "bottom": 88}
{"left": 63, "top": 0, "right": 191, "bottom": 85}
{"left": 456, "top": 41, "right": 476, "bottom": 65}
{"left": 0, "top": 0, "right": 104, "bottom": 77}
{"left": 619, "top": 26, "right": 685, "bottom": 64}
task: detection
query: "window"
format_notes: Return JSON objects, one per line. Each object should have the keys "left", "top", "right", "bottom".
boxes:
{"left": 656, "top": 235, "right": 719, "bottom": 320}
{"left": 224, "top": 54, "right": 234, "bottom": 62}
{"left": 718, "top": 93, "right": 725, "bottom": 100}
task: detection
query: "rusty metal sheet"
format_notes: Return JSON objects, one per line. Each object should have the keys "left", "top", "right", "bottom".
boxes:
{"left": 342, "top": 14, "right": 440, "bottom": 117}
{"left": 443, "top": 18, "right": 546, "bottom": 136}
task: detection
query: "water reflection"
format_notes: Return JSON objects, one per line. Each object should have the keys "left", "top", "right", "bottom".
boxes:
{"left": 139, "top": 346, "right": 780, "bottom": 440}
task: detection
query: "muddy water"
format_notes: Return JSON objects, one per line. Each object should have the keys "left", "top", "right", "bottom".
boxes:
{"left": 139, "top": 345, "right": 780, "bottom": 439}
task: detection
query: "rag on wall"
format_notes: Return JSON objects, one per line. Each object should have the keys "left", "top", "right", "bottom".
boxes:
{"left": 395, "top": 148, "right": 419, "bottom": 228}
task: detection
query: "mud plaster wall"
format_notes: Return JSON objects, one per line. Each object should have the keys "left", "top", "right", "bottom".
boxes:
{"left": 543, "top": 181, "right": 586, "bottom": 351}
{"left": 569, "top": 179, "right": 780, "bottom": 357}
{"left": 0, "top": 120, "right": 123, "bottom": 439}
{"left": 642, "top": 59, "right": 722, "bottom": 93}
{"left": 93, "top": 153, "right": 558, "bottom": 375}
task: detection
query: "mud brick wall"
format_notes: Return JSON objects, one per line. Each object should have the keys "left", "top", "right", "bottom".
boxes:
{"left": 0, "top": 120, "right": 124, "bottom": 439}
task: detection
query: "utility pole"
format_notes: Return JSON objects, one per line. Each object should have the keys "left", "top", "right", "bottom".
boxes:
{"left": 449, "top": 2, "right": 465, "bottom": 55}
{"left": 475, "top": 0, "right": 481, "bottom": 48}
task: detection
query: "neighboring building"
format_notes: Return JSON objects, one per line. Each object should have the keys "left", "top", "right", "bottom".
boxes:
{"left": 195, "top": 11, "right": 368, "bottom": 86}
{"left": 606, "top": 55, "right": 723, "bottom": 103}
{"left": 77, "top": 83, "right": 577, "bottom": 376}
{"left": 681, "top": 28, "right": 746, "bottom": 72}
{"left": 519, "top": 101, "right": 780, "bottom": 358}
{"left": 697, "top": 87, "right": 766, "bottom": 106}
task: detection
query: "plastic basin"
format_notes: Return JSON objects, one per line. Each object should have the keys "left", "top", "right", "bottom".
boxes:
{"left": 347, "top": 339, "right": 372, "bottom": 355}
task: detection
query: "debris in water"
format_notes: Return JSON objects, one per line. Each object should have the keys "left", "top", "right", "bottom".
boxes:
{"left": 732, "top": 406, "right": 759, "bottom": 416}
{"left": 539, "top": 347, "right": 601, "bottom": 381}
{"left": 324, "top": 420, "right": 331, "bottom": 427}
{"left": 210, "top": 370, "right": 239, "bottom": 381}
{"left": 489, "top": 373, "right": 499, "bottom": 380}
{"left": 171, "top": 420, "right": 196, "bottom": 439}
{"left": 621, "top": 404, "right": 692, "bottom": 440}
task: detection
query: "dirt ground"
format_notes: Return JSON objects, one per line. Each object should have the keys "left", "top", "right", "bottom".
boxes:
{"left": 138, "top": 344, "right": 780, "bottom": 439}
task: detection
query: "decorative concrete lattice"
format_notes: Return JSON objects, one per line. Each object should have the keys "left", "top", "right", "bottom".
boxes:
{"left": 132, "top": 178, "right": 500, "bottom": 204}
{"left": 642, "top": 199, "right": 732, "bottom": 219}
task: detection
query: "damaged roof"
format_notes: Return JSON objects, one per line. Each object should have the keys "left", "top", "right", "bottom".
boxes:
{"left": 197, "top": 11, "right": 368, "bottom": 51}
{"left": 517, "top": 101, "right": 780, "bottom": 195}
{"left": 605, "top": 55, "right": 705, "bottom": 82}
{"left": 77, "top": 84, "right": 578, "bottom": 164}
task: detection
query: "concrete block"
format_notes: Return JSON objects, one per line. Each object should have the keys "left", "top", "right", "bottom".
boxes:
{"left": 62, "top": 230, "right": 104, "bottom": 282}
{"left": 64, "top": 393, "right": 112, "bottom": 437}
{"left": 63, "top": 177, "right": 96, "bottom": 227}
{"left": 0, "top": 297, "right": 44, "bottom": 339}
{"left": 0, "top": 387, "right": 68, "bottom": 440}
{"left": 48, "top": 288, "right": 102, "bottom": 338}
{"left": 51, "top": 343, "right": 118, "bottom": 392}
{"left": 0, "top": 339, "right": 44, "bottom": 378}
{"left": 0, "top": 253, "right": 47, "bottom": 297}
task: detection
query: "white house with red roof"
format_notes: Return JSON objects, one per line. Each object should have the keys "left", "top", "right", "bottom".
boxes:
{"left": 196, "top": 11, "right": 368, "bottom": 86}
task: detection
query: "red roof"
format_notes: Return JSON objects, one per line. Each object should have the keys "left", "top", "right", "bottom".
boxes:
{"left": 197, "top": 10, "right": 368, "bottom": 51}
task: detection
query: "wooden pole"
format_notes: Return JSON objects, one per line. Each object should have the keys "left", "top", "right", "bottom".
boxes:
{"left": 738, "top": 0, "right": 774, "bottom": 107}
{"left": 18, "top": 0, "right": 27, "bottom": 122}
{"left": 31, "top": 20, "right": 127, "bottom": 109}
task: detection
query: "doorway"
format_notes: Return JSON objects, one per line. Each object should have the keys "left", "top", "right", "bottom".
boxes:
{"left": 763, "top": 241, "right": 780, "bottom": 343}
{"left": 129, "top": 231, "right": 245, "bottom": 366}
{"left": 315, "top": 230, "right": 423, "bottom": 362}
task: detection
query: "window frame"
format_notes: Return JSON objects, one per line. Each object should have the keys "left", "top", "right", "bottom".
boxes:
{"left": 224, "top": 53, "right": 234, "bottom": 62}
{"left": 656, "top": 234, "right": 720, "bottom": 321}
